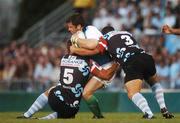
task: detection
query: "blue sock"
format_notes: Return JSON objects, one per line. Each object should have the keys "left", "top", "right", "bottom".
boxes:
{"left": 39, "top": 112, "right": 58, "bottom": 120}
{"left": 152, "top": 83, "right": 166, "bottom": 109}
{"left": 24, "top": 93, "right": 48, "bottom": 118}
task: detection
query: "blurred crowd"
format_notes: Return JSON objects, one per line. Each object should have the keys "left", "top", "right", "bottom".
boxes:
{"left": 0, "top": 0, "right": 180, "bottom": 92}
{"left": 91, "top": 0, "right": 179, "bottom": 34}
{"left": 0, "top": 41, "right": 67, "bottom": 92}
{"left": 89, "top": 0, "right": 180, "bottom": 90}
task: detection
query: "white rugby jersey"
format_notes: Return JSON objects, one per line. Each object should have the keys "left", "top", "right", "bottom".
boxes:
{"left": 83, "top": 26, "right": 103, "bottom": 40}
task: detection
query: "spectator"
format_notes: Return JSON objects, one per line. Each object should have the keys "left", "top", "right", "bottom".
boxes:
{"left": 33, "top": 55, "right": 53, "bottom": 91}
{"left": 156, "top": 58, "right": 170, "bottom": 89}
{"left": 169, "top": 52, "right": 180, "bottom": 89}
{"left": 0, "top": 52, "right": 4, "bottom": 80}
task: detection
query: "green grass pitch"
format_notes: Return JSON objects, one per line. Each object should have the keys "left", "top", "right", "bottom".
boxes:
{"left": 1, "top": 112, "right": 180, "bottom": 123}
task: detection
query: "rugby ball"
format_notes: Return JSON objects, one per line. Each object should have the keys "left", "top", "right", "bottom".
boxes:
{"left": 77, "top": 31, "right": 85, "bottom": 39}
{"left": 74, "top": 31, "right": 85, "bottom": 47}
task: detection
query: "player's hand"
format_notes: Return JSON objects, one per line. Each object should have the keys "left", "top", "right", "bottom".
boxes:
{"left": 70, "top": 33, "right": 79, "bottom": 45}
{"left": 162, "top": 25, "right": 172, "bottom": 34}
{"left": 69, "top": 45, "right": 76, "bottom": 54}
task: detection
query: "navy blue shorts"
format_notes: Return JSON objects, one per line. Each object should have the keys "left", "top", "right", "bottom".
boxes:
{"left": 48, "top": 86, "right": 79, "bottom": 118}
{"left": 123, "top": 53, "right": 156, "bottom": 86}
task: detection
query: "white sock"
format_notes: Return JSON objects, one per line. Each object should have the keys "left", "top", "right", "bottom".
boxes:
{"left": 152, "top": 83, "right": 166, "bottom": 109}
{"left": 24, "top": 93, "right": 48, "bottom": 118}
{"left": 38, "top": 112, "right": 58, "bottom": 120}
{"left": 132, "top": 93, "right": 153, "bottom": 117}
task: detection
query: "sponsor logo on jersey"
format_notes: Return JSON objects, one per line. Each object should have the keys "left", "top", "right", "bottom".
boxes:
{"left": 61, "top": 58, "right": 84, "bottom": 67}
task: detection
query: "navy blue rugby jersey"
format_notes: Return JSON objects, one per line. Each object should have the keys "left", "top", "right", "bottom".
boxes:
{"left": 98, "top": 31, "right": 145, "bottom": 65}
{"left": 57, "top": 54, "right": 90, "bottom": 107}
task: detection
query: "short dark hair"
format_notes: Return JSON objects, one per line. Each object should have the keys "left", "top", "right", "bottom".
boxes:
{"left": 66, "top": 40, "right": 72, "bottom": 54}
{"left": 66, "top": 13, "right": 85, "bottom": 27}
{"left": 101, "top": 26, "right": 115, "bottom": 35}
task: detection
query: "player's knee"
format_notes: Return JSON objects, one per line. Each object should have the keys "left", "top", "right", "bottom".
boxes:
{"left": 82, "top": 91, "right": 93, "bottom": 100}
{"left": 127, "top": 91, "right": 139, "bottom": 99}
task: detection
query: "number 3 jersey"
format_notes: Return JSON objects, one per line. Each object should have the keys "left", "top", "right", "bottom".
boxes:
{"left": 98, "top": 31, "right": 145, "bottom": 65}
{"left": 57, "top": 54, "right": 90, "bottom": 108}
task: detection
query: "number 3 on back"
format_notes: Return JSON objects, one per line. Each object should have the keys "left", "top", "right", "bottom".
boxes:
{"left": 121, "top": 35, "right": 133, "bottom": 45}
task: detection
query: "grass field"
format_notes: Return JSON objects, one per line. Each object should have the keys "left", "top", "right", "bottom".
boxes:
{"left": 1, "top": 112, "right": 180, "bottom": 123}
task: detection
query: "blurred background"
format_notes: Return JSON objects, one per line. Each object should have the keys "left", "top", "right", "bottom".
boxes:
{"left": 0, "top": 0, "right": 179, "bottom": 93}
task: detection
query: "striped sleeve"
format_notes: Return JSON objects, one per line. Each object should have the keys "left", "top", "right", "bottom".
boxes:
{"left": 90, "top": 60, "right": 102, "bottom": 73}
{"left": 97, "top": 36, "right": 108, "bottom": 54}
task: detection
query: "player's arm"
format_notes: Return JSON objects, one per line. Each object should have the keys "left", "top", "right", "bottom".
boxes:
{"left": 162, "top": 25, "right": 180, "bottom": 35}
{"left": 90, "top": 61, "right": 119, "bottom": 80}
{"left": 170, "top": 28, "right": 180, "bottom": 35}
{"left": 70, "top": 45, "right": 100, "bottom": 56}
{"left": 71, "top": 34, "right": 99, "bottom": 50}
{"left": 77, "top": 38, "right": 99, "bottom": 50}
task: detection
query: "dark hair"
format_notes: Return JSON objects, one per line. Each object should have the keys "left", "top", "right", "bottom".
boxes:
{"left": 101, "top": 26, "right": 115, "bottom": 35}
{"left": 66, "top": 40, "right": 72, "bottom": 54}
{"left": 66, "top": 13, "right": 85, "bottom": 27}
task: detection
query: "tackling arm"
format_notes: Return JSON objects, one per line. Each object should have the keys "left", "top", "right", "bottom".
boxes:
{"left": 70, "top": 45, "right": 100, "bottom": 56}
{"left": 71, "top": 34, "right": 99, "bottom": 50}
{"left": 77, "top": 38, "right": 99, "bottom": 49}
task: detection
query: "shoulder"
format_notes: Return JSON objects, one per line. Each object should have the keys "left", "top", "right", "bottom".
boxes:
{"left": 84, "top": 26, "right": 100, "bottom": 33}
{"left": 83, "top": 25, "right": 102, "bottom": 39}
{"left": 104, "top": 31, "right": 133, "bottom": 40}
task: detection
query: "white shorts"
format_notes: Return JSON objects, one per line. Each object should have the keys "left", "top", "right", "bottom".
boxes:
{"left": 92, "top": 61, "right": 116, "bottom": 86}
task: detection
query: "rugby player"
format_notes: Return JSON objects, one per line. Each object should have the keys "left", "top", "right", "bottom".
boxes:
{"left": 66, "top": 13, "right": 116, "bottom": 118}
{"left": 70, "top": 26, "right": 174, "bottom": 119}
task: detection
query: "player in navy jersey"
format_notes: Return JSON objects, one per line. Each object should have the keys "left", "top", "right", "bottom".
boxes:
{"left": 66, "top": 13, "right": 116, "bottom": 118}
{"left": 71, "top": 26, "right": 174, "bottom": 119}
{"left": 17, "top": 41, "right": 118, "bottom": 119}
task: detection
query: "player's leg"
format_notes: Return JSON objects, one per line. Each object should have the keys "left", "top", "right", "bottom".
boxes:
{"left": 147, "top": 74, "right": 174, "bottom": 119}
{"left": 38, "top": 112, "right": 58, "bottom": 120}
{"left": 145, "top": 54, "right": 174, "bottom": 119}
{"left": 83, "top": 77, "right": 104, "bottom": 118}
{"left": 125, "top": 79, "right": 154, "bottom": 119}
{"left": 17, "top": 86, "right": 55, "bottom": 118}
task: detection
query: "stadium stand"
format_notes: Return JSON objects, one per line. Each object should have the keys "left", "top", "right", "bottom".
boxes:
{"left": 0, "top": 0, "right": 179, "bottom": 92}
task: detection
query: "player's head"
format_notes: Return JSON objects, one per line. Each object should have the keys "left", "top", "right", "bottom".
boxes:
{"left": 101, "top": 26, "right": 115, "bottom": 35}
{"left": 66, "top": 13, "right": 85, "bottom": 34}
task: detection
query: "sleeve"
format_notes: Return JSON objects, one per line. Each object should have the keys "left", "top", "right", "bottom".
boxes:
{"left": 97, "top": 36, "right": 108, "bottom": 54}
{"left": 90, "top": 60, "right": 102, "bottom": 73}
{"left": 85, "top": 26, "right": 103, "bottom": 40}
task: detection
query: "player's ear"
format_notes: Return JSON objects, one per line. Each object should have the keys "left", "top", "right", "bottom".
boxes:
{"left": 77, "top": 24, "right": 82, "bottom": 30}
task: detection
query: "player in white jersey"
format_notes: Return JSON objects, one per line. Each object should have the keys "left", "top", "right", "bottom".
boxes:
{"left": 66, "top": 13, "right": 115, "bottom": 118}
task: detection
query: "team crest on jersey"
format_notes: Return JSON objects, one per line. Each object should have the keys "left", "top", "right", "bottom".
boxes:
{"left": 71, "top": 84, "right": 83, "bottom": 97}
{"left": 78, "top": 62, "right": 90, "bottom": 76}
